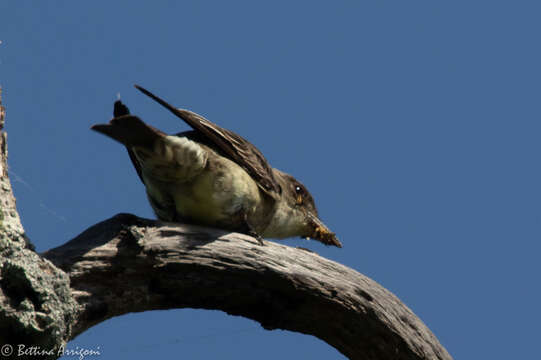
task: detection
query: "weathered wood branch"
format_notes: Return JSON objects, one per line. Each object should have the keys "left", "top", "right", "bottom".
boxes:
{"left": 0, "top": 89, "right": 452, "bottom": 359}
{"left": 42, "top": 215, "right": 451, "bottom": 360}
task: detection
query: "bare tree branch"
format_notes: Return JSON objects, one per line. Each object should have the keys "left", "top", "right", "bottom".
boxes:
{"left": 42, "top": 215, "right": 451, "bottom": 360}
{"left": 0, "top": 89, "right": 452, "bottom": 360}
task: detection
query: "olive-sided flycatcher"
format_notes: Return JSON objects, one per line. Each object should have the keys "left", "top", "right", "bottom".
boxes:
{"left": 91, "top": 85, "right": 341, "bottom": 247}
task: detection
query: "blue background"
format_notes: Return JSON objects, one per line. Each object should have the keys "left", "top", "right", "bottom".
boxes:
{"left": 2, "top": 1, "right": 540, "bottom": 359}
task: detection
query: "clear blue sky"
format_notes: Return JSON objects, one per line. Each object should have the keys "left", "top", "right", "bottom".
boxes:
{"left": 2, "top": 1, "right": 540, "bottom": 359}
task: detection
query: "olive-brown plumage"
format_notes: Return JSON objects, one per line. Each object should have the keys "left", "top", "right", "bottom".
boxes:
{"left": 91, "top": 86, "right": 341, "bottom": 247}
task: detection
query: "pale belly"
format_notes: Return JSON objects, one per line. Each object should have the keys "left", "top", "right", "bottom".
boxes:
{"left": 143, "top": 155, "right": 262, "bottom": 229}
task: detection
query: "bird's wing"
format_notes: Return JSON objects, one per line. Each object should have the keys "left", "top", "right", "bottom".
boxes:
{"left": 134, "top": 85, "right": 281, "bottom": 197}
{"left": 113, "top": 100, "right": 145, "bottom": 184}
{"left": 126, "top": 147, "right": 144, "bottom": 184}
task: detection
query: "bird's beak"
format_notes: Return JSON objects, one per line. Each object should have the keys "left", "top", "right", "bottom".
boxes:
{"left": 305, "top": 212, "right": 342, "bottom": 248}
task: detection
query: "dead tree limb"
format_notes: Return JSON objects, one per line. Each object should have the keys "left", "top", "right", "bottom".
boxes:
{"left": 0, "top": 89, "right": 452, "bottom": 360}
{"left": 0, "top": 89, "right": 78, "bottom": 358}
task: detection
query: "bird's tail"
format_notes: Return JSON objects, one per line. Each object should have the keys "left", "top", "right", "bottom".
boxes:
{"left": 92, "top": 100, "right": 208, "bottom": 183}
{"left": 91, "top": 101, "right": 165, "bottom": 148}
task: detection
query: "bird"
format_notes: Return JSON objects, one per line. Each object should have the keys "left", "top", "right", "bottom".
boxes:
{"left": 91, "top": 85, "right": 341, "bottom": 247}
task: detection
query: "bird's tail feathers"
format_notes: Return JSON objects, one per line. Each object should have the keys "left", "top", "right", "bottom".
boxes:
{"left": 91, "top": 115, "right": 164, "bottom": 149}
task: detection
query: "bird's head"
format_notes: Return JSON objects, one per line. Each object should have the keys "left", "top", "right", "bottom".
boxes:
{"left": 269, "top": 171, "right": 342, "bottom": 247}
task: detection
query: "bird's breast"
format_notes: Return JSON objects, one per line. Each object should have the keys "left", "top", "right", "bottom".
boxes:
{"left": 144, "top": 148, "right": 263, "bottom": 230}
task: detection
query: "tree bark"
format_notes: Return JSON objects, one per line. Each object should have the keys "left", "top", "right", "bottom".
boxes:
{"left": 0, "top": 89, "right": 453, "bottom": 360}
{"left": 0, "top": 89, "right": 78, "bottom": 359}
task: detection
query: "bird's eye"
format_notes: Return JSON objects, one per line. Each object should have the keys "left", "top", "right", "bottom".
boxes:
{"left": 295, "top": 185, "right": 303, "bottom": 205}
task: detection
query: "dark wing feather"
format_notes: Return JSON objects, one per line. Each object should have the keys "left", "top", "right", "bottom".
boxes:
{"left": 113, "top": 100, "right": 144, "bottom": 184}
{"left": 126, "top": 148, "right": 144, "bottom": 184}
{"left": 134, "top": 85, "right": 281, "bottom": 197}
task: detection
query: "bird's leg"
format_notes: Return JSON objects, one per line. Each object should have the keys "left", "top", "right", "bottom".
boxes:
{"left": 240, "top": 211, "right": 265, "bottom": 246}
{"left": 248, "top": 228, "right": 265, "bottom": 246}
